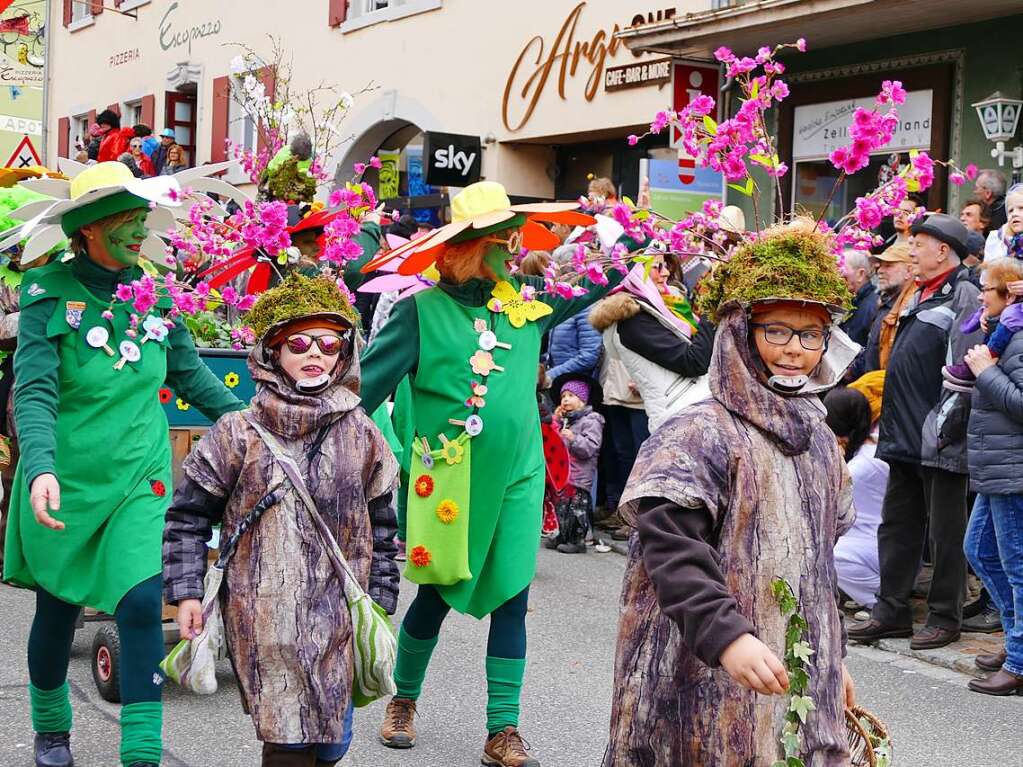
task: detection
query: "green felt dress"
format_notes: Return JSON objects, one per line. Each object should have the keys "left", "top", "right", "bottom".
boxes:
{"left": 361, "top": 274, "right": 618, "bottom": 618}
{"left": 4, "top": 257, "right": 242, "bottom": 613}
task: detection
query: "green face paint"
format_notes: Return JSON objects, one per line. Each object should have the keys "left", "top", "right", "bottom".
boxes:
{"left": 101, "top": 208, "right": 149, "bottom": 267}
{"left": 484, "top": 244, "right": 512, "bottom": 282}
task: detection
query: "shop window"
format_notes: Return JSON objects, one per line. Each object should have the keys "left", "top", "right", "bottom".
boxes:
{"left": 342, "top": 0, "right": 442, "bottom": 32}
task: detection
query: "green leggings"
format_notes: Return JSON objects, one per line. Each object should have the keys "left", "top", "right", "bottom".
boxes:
{"left": 395, "top": 585, "right": 529, "bottom": 734}
{"left": 28, "top": 574, "right": 164, "bottom": 765}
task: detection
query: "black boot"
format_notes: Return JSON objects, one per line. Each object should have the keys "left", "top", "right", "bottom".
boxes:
{"left": 34, "top": 732, "right": 73, "bottom": 767}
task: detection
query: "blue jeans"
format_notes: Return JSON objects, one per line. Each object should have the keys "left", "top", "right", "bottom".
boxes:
{"left": 964, "top": 494, "right": 1023, "bottom": 675}
{"left": 275, "top": 701, "right": 354, "bottom": 763}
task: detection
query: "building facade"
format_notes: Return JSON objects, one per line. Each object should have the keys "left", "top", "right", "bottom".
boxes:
{"left": 620, "top": 0, "right": 1023, "bottom": 223}
{"left": 45, "top": 0, "right": 703, "bottom": 204}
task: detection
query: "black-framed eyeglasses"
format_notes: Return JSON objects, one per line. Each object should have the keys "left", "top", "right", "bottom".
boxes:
{"left": 750, "top": 322, "right": 829, "bottom": 351}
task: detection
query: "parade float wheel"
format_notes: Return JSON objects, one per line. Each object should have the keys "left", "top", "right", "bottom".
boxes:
{"left": 91, "top": 624, "right": 122, "bottom": 703}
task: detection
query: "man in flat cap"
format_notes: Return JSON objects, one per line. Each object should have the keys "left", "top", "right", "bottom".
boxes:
{"left": 850, "top": 213, "right": 982, "bottom": 650}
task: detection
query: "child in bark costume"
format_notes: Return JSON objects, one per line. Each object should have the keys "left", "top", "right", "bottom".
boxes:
{"left": 605, "top": 221, "right": 861, "bottom": 767}
{"left": 2, "top": 162, "right": 244, "bottom": 767}
{"left": 358, "top": 181, "right": 610, "bottom": 767}
{"left": 163, "top": 274, "right": 399, "bottom": 767}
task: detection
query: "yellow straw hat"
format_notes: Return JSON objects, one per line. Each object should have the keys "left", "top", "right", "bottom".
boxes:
{"left": 362, "top": 180, "right": 595, "bottom": 277}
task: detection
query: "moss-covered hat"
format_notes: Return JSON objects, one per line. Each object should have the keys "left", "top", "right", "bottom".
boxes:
{"left": 696, "top": 219, "right": 852, "bottom": 321}
{"left": 247, "top": 272, "right": 359, "bottom": 346}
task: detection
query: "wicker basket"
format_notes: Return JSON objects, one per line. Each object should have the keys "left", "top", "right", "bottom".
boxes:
{"left": 845, "top": 705, "right": 892, "bottom": 766}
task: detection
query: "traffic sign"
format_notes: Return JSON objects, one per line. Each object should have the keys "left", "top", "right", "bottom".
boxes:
{"left": 5, "top": 134, "right": 40, "bottom": 168}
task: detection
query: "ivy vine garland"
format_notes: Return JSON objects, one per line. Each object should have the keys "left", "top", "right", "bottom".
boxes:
{"left": 770, "top": 578, "right": 816, "bottom": 767}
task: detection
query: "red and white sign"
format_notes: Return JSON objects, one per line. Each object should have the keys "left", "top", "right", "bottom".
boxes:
{"left": 6, "top": 134, "right": 40, "bottom": 168}
{"left": 670, "top": 62, "right": 720, "bottom": 148}
{"left": 677, "top": 150, "right": 696, "bottom": 184}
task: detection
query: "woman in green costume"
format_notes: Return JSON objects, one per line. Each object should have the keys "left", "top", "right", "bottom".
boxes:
{"left": 360, "top": 181, "right": 616, "bottom": 767}
{"left": 3, "top": 162, "right": 244, "bottom": 767}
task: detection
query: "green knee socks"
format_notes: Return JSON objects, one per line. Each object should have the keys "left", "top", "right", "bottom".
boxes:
{"left": 486, "top": 656, "right": 526, "bottom": 734}
{"left": 30, "top": 682, "right": 72, "bottom": 733}
{"left": 393, "top": 627, "right": 440, "bottom": 700}
{"left": 29, "top": 683, "right": 161, "bottom": 764}
{"left": 120, "top": 701, "right": 162, "bottom": 766}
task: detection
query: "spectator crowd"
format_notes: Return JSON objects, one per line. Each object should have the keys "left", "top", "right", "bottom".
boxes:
{"left": 74, "top": 109, "right": 189, "bottom": 177}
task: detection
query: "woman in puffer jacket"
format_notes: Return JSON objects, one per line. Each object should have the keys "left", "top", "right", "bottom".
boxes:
{"left": 589, "top": 255, "right": 715, "bottom": 432}
{"left": 962, "top": 257, "right": 1023, "bottom": 697}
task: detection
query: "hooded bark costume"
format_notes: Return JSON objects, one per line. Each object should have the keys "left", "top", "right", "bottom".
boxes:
{"left": 605, "top": 223, "right": 860, "bottom": 767}
{"left": 163, "top": 274, "right": 399, "bottom": 754}
{"left": 2, "top": 162, "right": 244, "bottom": 767}
{"left": 358, "top": 181, "right": 613, "bottom": 761}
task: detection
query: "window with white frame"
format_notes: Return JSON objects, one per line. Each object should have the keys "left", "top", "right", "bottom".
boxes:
{"left": 124, "top": 101, "right": 144, "bottom": 129}
{"left": 348, "top": 0, "right": 397, "bottom": 18}
{"left": 345, "top": 0, "right": 442, "bottom": 23}
{"left": 70, "top": 0, "right": 92, "bottom": 24}
{"left": 228, "top": 79, "right": 258, "bottom": 154}
{"left": 73, "top": 114, "right": 90, "bottom": 154}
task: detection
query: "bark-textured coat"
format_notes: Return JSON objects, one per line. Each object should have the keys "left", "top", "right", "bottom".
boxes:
{"left": 163, "top": 341, "right": 398, "bottom": 745}
{"left": 605, "top": 305, "right": 856, "bottom": 767}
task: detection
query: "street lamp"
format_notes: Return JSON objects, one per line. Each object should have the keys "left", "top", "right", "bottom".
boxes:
{"left": 973, "top": 92, "right": 1023, "bottom": 170}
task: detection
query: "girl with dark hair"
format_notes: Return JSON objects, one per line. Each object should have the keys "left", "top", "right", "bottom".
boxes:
{"left": 825, "top": 385, "right": 888, "bottom": 609}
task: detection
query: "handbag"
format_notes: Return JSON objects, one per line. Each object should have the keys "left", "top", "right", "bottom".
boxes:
{"left": 404, "top": 433, "right": 473, "bottom": 586}
{"left": 245, "top": 415, "right": 398, "bottom": 708}
{"left": 160, "top": 488, "right": 279, "bottom": 694}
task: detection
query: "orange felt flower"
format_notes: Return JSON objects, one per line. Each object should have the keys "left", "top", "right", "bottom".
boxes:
{"left": 436, "top": 499, "right": 459, "bottom": 524}
{"left": 410, "top": 545, "right": 432, "bottom": 568}
{"left": 414, "top": 475, "right": 434, "bottom": 498}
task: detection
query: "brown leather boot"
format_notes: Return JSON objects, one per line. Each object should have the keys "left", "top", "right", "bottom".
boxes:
{"left": 379, "top": 697, "right": 417, "bottom": 749}
{"left": 482, "top": 727, "right": 540, "bottom": 767}
{"left": 975, "top": 648, "right": 1008, "bottom": 672}
{"left": 261, "top": 743, "right": 316, "bottom": 767}
{"left": 968, "top": 668, "right": 1023, "bottom": 696}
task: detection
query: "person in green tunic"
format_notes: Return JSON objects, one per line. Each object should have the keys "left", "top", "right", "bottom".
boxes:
{"left": 3, "top": 162, "right": 244, "bottom": 767}
{"left": 360, "top": 181, "right": 618, "bottom": 767}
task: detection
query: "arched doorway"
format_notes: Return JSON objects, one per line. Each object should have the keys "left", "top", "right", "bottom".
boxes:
{"left": 333, "top": 91, "right": 449, "bottom": 223}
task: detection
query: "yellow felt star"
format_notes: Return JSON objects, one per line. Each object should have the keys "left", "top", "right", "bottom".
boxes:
{"left": 487, "top": 280, "right": 553, "bottom": 328}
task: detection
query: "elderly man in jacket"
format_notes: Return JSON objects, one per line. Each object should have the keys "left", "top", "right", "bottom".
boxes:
{"left": 847, "top": 242, "right": 915, "bottom": 378}
{"left": 839, "top": 248, "right": 880, "bottom": 347}
{"left": 850, "top": 214, "right": 982, "bottom": 650}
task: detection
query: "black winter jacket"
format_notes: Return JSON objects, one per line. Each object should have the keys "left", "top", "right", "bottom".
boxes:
{"left": 877, "top": 266, "right": 981, "bottom": 473}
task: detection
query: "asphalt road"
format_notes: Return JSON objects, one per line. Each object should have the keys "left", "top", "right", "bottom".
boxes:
{"left": 0, "top": 547, "right": 1020, "bottom": 766}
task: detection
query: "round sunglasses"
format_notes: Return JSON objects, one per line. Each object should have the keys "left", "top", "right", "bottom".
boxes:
{"left": 283, "top": 332, "right": 350, "bottom": 357}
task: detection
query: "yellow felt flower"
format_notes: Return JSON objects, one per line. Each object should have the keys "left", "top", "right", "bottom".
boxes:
{"left": 441, "top": 439, "right": 465, "bottom": 465}
{"left": 224, "top": 372, "right": 240, "bottom": 388}
{"left": 487, "top": 280, "right": 553, "bottom": 328}
{"left": 176, "top": 398, "right": 191, "bottom": 411}
{"left": 435, "top": 499, "right": 459, "bottom": 524}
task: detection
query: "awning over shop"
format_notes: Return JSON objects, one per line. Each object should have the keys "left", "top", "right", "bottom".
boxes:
{"left": 616, "top": 0, "right": 1021, "bottom": 58}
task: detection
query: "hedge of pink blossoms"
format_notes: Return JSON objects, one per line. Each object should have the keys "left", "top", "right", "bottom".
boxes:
{"left": 110, "top": 159, "right": 384, "bottom": 347}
